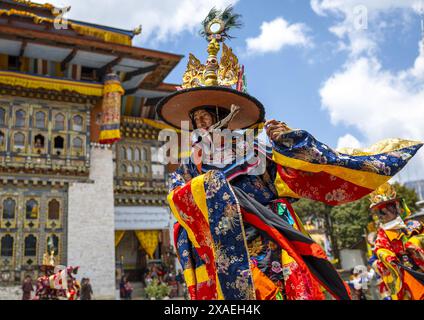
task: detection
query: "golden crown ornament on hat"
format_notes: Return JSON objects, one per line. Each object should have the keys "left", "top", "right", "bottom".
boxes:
{"left": 369, "top": 183, "right": 397, "bottom": 208}
{"left": 186, "top": 6, "right": 242, "bottom": 88}
{"left": 183, "top": 43, "right": 240, "bottom": 89}
{"left": 156, "top": 6, "right": 265, "bottom": 131}
{"left": 369, "top": 182, "right": 413, "bottom": 222}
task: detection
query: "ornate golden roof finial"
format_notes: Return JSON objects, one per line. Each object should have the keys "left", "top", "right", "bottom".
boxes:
{"left": 133, "top": 25, "right": 142, "bottom": 36}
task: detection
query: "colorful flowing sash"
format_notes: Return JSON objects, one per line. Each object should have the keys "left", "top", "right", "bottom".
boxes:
{"left": 273, "top": 130, "right": 423, "bottom": 205}
{"left": 169, "top": 170, "right": 255, "bottom": 300}
{"left": 170, "top": 171, "right": 351, "bottom": 300}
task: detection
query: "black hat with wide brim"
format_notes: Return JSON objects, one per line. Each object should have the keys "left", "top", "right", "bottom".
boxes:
{"left": 156, "top": 86, "right": 265, "bottom": 130}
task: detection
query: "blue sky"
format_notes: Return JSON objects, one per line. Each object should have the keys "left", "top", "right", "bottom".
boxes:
{"left": 154, "top": 1, "right": 346, "bottom": 142}
{"left": 151, "top": 1, "right": 420, "bottom": 141}
{"left": 51, "top": 0, "right": 424, "bottom": 181}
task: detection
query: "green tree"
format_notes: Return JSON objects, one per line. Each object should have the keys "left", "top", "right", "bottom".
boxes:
{"left": 292, "top": 199, "right": 340, "bottom": 265}
{"left": 392, "top": 182, "right": 419, "bottom": 212}
{"left": 292, "top": 198, "right": 328, "bottom": 220}
{"left": 291, "top": 183, "right": 419, "bottom": 254}
{"left": 330, "top": 197, "right": 369, "bottom": 249}
{"left": 327, "top": 183, "right": 419, "bottom": 250}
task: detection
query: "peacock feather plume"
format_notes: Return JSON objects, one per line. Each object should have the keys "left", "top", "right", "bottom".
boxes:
{"left": 199, "top": 5, "right": 243, "bottom": 41}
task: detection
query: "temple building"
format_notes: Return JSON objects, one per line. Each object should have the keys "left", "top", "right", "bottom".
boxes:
{"left": 0, "top": 0, "right": 182, "bottom": 298}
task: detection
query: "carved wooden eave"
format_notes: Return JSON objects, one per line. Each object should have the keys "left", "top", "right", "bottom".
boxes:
{"left": 114, "top": 196, "right": 167, "bottom": 206}
{"left": 0, "top": 23, "right": 183, "bottom": 88}
{"left": 120, "top": 117, "right": 161, "bottom": 140}
{"left": 0, "top": 158, "right": 90, "bottom": 178}
{"left": 114, "top": 184, "right": 168, "bottom": 195}
{"left": 0, "top": 175, "right": 92, "bottom": 187}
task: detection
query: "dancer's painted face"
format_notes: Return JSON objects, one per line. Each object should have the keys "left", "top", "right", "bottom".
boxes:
{"left": 193, "top": 109, "right": 215, "bottom": 129}
{"left": 376, "top": 203, "right": 399, "bottom": 224}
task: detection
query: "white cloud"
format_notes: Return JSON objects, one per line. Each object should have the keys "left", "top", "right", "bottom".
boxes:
{"left": 48, "top": 0, "right": 238, "bottom": 43}
{"left": 313, "top": 0, "right": 424, "bottom": 181}
{"left": 245, "top": 17, "right": 311, "bottom": 55}
{"left": 311, "top": 0, "right": 424, "bottom": 56}
{"left": 336, "top": 134, "right": 362, "bottom": 150}
{"left": 319, "top": 50, "right": 424, "bottom": 181}
{"left": 311, "top": 0, "right": 422, "bottom": 16}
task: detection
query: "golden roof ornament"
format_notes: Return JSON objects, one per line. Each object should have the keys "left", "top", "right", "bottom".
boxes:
{"left": 133, "top": 25, "right": 142, "bottom": 36}
{"left": 182, "top": 6, "right": 242, "bottom": 89}
{"left": 369, "top": 183, "right": 397, "bottom": 208}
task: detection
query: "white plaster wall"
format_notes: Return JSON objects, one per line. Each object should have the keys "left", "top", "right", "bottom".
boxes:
{"left": 0, "top": 286, "right": 21, "bottom": 300}
{"left": 67, "top": 147, "right": 115, "bottom": 299}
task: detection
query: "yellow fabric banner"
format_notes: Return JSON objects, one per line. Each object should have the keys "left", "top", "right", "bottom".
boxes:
{"left": 134, "top": 230, "right": 160, "bottom": 259}
{"left": 0, "top": 71, "right": 104, "bottom": 96}
{"left": 115, "top": 230, "right": 126, "bottom": 247}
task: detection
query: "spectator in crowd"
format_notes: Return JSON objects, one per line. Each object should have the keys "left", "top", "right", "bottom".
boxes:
{"left": 22, "top": 275, "right": 34, "bottom": 300}
{"left": 123, "top": 277, "right": 133, "bottom": 300}
{"left": 119, "top": 275, "right": 126, "bottom": 299}
{"left": 348, "top": 265, "right": 374, "bottom": 300}
{"left": 80, "top": 278, "right": 93, "bottom": 300}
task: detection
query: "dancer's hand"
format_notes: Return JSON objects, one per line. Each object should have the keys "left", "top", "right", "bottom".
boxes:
{"left": 265, "top": 119, "right": 291, "bottom": 142}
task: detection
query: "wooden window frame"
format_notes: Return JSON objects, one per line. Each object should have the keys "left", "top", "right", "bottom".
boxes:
{"left": 14, "top": 109, "right": 27, "bottom": 128}
{"left": 53, "top": 112, "right": 66, "bottom": 131}
{"left": 34, "top": 110, "right": 47, "bottom": 129}
{"left": 23, "top": 234, "right": 38, "bottom": 258}
{"left": 46, "top": 198, "right": 62, "bottom": 229}
{"left": 33, "top": 132, "right": 47, "bottom": 155}
{"left": 0, "top": 234, "right": 14, "bottom": 258}
{"left": 0, "top": 129, "right": 5, "bottom": 151}
{"left": 46, "top": 233, "right": 61, "bottom": 265}
{"left": 24, "top": 198, "right": 40, "bottom": 229}
{"left": 72, "top": 114, "right": 84, "bottom": 132}
{"left": 71, "top": 136, "right": 85, "bottom": 157}
{"left": 0, "top": 106, "right": 6, "bottom": 127}
{"left": 12, "top": 131, "right": 26, "bottom": 153}
{"left": 0, "top": 196, "right": 17, "bottom": 229}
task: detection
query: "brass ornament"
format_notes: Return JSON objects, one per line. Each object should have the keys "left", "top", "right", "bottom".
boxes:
{"left": 182, "top": 54, "right": 206, "bottom": 88}
{"left": 181, "top": 43, "right": 240, "bottom": 89}
{"left": 218, "top": 43, "right": 240, "bottom": 87}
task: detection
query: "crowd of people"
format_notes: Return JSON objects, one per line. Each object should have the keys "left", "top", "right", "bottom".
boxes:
{"left": 347, "top": 266, "right": 376, "bottom": 300}
{"left": 119, "top": 264, "right": 187, "bottom": 300}
{"left": 144, "top": 264, "right": 185, "bottom": 298}
{"left": 21, "top": 275, "right": 93, "bottom": 300}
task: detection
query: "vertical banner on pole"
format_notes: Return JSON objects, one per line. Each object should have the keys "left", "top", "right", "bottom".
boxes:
{"left": 99, "top": 73, "right": 124, "bottom": 144}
